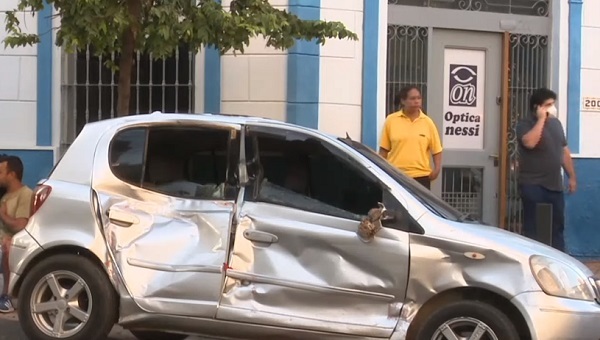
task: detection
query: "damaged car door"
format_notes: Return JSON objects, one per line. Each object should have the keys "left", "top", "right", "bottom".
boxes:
{"left": 91, "top": 122, "right": 240, "bottom": 318}
{"left": 217, "top": 126, "right": 410, "bottom": 338}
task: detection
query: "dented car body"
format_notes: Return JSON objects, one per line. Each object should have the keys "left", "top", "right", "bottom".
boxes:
{"left": 8, "top": 112, "right": 600, "bottom": 340}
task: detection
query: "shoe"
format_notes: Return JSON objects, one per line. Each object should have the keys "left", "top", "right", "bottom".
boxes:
{"left": 0, "top": 294, "right": 15, "bottom": 313}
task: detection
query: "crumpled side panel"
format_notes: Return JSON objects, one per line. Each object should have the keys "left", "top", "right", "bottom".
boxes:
{"left": 399, "top": 232, "right": 536, "bottom": 331}
{"left": 98, "top": 191, "right": 233, "bottom": 318}
{"left": 218, "top": 202, "right": 410, "bottom": 338}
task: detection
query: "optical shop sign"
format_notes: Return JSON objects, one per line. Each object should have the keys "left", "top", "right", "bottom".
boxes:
{"left": 443, "top": 49, "right": 485, "bottom": 150}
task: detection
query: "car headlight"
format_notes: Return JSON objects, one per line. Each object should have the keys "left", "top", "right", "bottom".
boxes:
{"left": 530, "top": 255, "right": 595, "bottom": 301}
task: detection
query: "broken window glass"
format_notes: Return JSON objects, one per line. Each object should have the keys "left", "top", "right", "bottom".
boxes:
{"left": 109, "top": 127, "right": 148, "bottom": 187}
{"left": 109, "top": 126, "right": 238, "bottom": 200}
{"left": 245, "top": 131, "right": 384, "bottom": 221}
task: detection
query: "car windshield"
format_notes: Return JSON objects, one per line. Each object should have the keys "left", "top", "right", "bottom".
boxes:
{"left": 338, "top": 137, "right": 473, "bottom": 222}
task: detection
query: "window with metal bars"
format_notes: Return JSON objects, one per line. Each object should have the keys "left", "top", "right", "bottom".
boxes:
{"left": 505, "top": 34, "right": 548, "bottom": 234}
{"left": 60, "top": 45, "right": 195, "bottom": 149}
{"left": 387, "top": 0, "right": 549, "bottom": 17}
{"left": 386, "top": 25, "right": 428, "bottom": 115}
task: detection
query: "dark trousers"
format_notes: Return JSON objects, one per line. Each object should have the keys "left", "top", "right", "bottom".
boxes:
{"left": 519, "top": 184, "right": 565, "bottom": 252}
{"left": 414, "top": 176, "right": 431, "bottom": 190}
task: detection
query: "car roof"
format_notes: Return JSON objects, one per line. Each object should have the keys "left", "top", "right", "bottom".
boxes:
{"left": 86, "top": 111, "right": 345, "bottom": 143}
{"left": 87, "top": 111, "right": 285, "bottom": 128}
{"left": 49, "top": 112, "right": 348, "bottom": 185}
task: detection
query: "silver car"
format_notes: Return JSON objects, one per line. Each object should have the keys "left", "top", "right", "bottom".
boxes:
{"left": 7, "top": 112, "right": 600, "bottom": 340}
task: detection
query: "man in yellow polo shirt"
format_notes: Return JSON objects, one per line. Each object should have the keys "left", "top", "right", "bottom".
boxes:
{"left": 379, "top": 86, "right": 443, "bottom": 189}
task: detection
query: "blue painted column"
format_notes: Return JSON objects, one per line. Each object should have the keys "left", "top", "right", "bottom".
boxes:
{"left": 564, "top": 0, "right": 587, "bottom": 257}
{"left": 361, "top": 0, "right": 380, "bottom": 150}
{"left": 566, "top": 0, "right": 583, "bottom": 153}
{"left": 204, "top": 48, "right": 222, "bottom": 114}
{"left": 287, "top": 0, "right": 321, "bottom": 129}
{"left": 37, "top": 1, "right": 53, "bottom": 146}
{"left": 204, "top": 0, "right": 222, "bottom": 114}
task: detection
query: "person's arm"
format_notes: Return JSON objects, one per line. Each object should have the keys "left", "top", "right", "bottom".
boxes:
{"left": 520, "top": 107, "right": 548, "bottom": 149}
{"left": 429, "top": 121, "right": 443, "bottom": 180}
{"left": 0, "top": 190, "right": 33, "bottom": 234}
{"left": 560, "top": 123, "right": 577, "bottom": 193}
{"left": 431, "top": 152, "right": 442, "bottom": 179}
{"left": 0, "top": 208, "right": 28, "bottom": 233}
{"left": 379, "top": 118, "right": 392, "bottom": 159}
{"left": 378, "top": 148, "right": 389, "bottom": 159}
{"left": 520, "top": 117, "right": 546, "bottom": 149}
{"left": 563, "top": 147, "right": 576, "bottom": 179}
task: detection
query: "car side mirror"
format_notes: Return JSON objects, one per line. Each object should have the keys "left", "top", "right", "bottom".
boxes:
{"left": 357, "top": 202, "right": 393, "bottom": 243}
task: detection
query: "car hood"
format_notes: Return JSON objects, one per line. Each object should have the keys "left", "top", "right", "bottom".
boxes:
{"left": 419, "top": 214, "right": 593, "bottom": 277}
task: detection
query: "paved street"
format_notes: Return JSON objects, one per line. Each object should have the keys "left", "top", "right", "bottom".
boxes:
{"left": 0, "top": 274, "right": 141, "bottom": 339}
{"left": 0, "top": 311, "right": 139, "bottom": 339}
{"left": 0, "top": 311, "right": 216, "bottom": 339}
{"left": 0, "top": 276, "right": 200, "bottom": 339}
{"left": 0, "top": 283, "right": 214, "bottom": 340}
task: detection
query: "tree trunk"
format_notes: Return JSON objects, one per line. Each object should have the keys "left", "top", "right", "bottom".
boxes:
{"left": 116, "top": 0, "right": 143, "bottom": 117}
{"left": 116, "top": 30, "right": 135, "bottom": 117}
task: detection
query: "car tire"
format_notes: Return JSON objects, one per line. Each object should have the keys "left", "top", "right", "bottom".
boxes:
{"left": 130, "top": 330, "right": 188, "bottom": 340}
{"left": 17, "top": 254, "right": 118, "bottom": 340}
{"left": 412, "top": 300, "right": 519, "bottom": 340}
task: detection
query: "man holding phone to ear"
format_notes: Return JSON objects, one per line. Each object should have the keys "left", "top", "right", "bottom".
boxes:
{"left": 516, "top": 88, "right": 576, "bottom": 252}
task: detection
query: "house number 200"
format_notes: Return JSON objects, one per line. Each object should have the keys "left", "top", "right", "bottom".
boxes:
{"left": 583, "top": 97, "right": 600, "bottom": 111}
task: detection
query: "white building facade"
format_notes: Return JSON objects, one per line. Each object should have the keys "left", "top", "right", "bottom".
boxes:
{"left": 2, "top": 0, "right": 598, "bottom": 257}
{"left": 0, "top": 0, "right": 54, "bottom": 187}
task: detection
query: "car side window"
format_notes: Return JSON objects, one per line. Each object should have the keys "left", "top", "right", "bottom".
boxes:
{"left": 110, "top": 128, "right": 147, "bottom": 187}
{"left": 245, "top": 131, "right": 384, "bottom": 221}
{"left": 109, "top": 126, "right": 238, "bottom": 200}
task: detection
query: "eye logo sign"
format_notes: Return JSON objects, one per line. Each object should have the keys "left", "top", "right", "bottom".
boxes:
{"left": 449, "top": 64, "right": 478, "bottom": 107}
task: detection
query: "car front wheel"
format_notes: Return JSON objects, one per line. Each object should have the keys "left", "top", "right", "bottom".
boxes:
{"left": 18, "top": 254, "right": 118, "bottom": 340}
{"left": 412, "top": 300, "right": 520, "bottom": 340}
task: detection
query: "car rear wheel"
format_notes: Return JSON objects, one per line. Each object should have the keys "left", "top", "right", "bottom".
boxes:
{"left": 130, "top": 330, "right": 188, "bottom": 340}
{"left": 18, "top": 254, "right": 118, "bottom": 340}
{"left": 413, "top": 300, "right": 519, "bottom": 340}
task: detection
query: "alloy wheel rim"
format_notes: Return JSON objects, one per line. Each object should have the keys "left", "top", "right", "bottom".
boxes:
{"left": 432, "top": 316, "right": 499, "bottom": 340}
{"left": 30, "top": 270, "right": 93, "bottom": 338}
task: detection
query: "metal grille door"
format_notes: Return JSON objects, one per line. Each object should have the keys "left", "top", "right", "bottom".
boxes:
{"left": 386, "top": 25, "right": 428, "bottom": 115}
{"left": 61, "top": 45, "right": 195, "bottom": 150}
{"left": 505, "top": 34, "right": 548, "bottom": 233}
{"left": 442, "top": 167, "right": 484, "bottom": 220}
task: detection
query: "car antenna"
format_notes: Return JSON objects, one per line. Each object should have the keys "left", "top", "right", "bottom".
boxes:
{"left": 345, "top": 132, "right": 352, "bottom": 140}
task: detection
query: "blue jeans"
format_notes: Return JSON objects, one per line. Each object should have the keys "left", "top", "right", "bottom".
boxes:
{"left": 519, "top": 184, "right": 565, "bottom": 252}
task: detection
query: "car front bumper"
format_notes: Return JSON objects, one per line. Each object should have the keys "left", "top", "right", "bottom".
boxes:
{"left": 512, "top": 291, "right": 600, "bottom": 339}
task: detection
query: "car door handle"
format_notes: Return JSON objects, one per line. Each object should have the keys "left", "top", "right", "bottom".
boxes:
{"left": 108, "top": 209, "right": 139, "bottom": 228}
{"left": 243, "top": 230, "right": 278, "bottom": 244}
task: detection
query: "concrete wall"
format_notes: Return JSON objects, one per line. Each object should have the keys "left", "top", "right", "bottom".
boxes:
{"left": 0, "top": 0, "right": 54, "bottom": 189}
{"left": 204, "top": 0, "right": 382, "bottom": 145}
{"left": 0, "top": 1, "right": 38, "bottom": 147}
{"left": 318, "top": 0, "right": 363, "bottom": 140}
{"left": 218, "top": 0, "right": 288, "bottom": 122}
{"left": 551, "top": 0, "right": 569, "bottom": 130}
